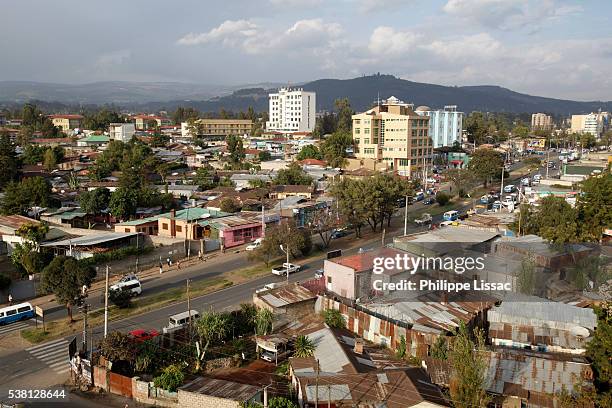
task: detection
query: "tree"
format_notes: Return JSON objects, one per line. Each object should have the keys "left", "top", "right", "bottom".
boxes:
{"left": 309, "top": 209, "right": 337, "bottom": 249}
{"left": 577, "top": 174, "right": 612, "bottom": 242}
{"left": 296, "top": 144, "right": 322, "bottom": 161}
{"left": 226, "top": 134, "right": 245, "bottom": 163}
{"left": 330, "top": 178, "right": 369, "bottom": 238}
{"left": 430, "top": 335, "right": 448, "bottom": 360}
{"left": 193, "top": 166, "right": 215, "bottom": 191}
{"left": 274, "top": 162, "right": 312, "bottom": 186}
{"left": 323, "top": 309, "right": 345, "bottom": 329}
{"left": 449, "top": 323, "right": 490, "bottom": 408}
{"left": 1, "top": 177, "right": 52, "bottom": 215}
{"left": 78, "top": 188, "right": 111, "bottom": 215}
{"left": 396, "top": 335, "right": 407, "bottom": 359}
{"left": 172, "top": 106, "right": 199, "bottom": 124}
{"left": 153, "top": 364, "right": 185, "bottom": 392}
{"left": 196, "top": 310, "right": 230, "bottom": 361}
{"left": 219, "top": 198, "right": 241, "bottom": 213}
{"left": 435, "top": 191, "right": 450, "bottom": 206}
{"left": 0, "top": 133, "right": 19, "bottom": 190}
{"left": 40, "top": 256, "right": 96, "bottom": 322}
{"left": 468, "top": 148, "right": 503, "bottom": 187}
{"left": 109, "top": 187, "right": 138, "bottom": 220}
{"left": 334, "top": 98, "right": 353, "bottom": 135}
{"left": 259, "top": 150, "right": 272, "bottom": 161}
{"left": 586, "top": 303, "right": 612, "bottom": 401}
{"left": 16, "top": 222, "right": 49, "bottom": 245}
{"left": 445, "top": 168, "right": 474, "bottom": 197}
{"left": 10, "top": 242, "right": 45, "bottom": 278}
{"left": 255, "top": 308, "right": 274, "bottom": 336}
{"left": 251, "top": 220, "right": 312, "bottom": 264}
{"left": 109, "top": 288, "right": 132, "bottom": 308}
{"left": 43, "top": 148, "right": 57, "bottom": 171}
{"left": 512, "top": 122, "right": 530, "bottom": 138}
{"left": 294, "top": 335, "right": 316, "bottom": 358}
{"left": 517, "top": 256, "right": 536, "bottom": 295}
{"left": 320, "top": 131, "right": 352, "bottom": 168}
{"left": 98, "top": 331, "right": 137, "bottom": 364}
{"left": 83, "top": 109, "right": 123, "bottom": 131}
{"left": 516, "top": 197, "right": 580, "bottom": 243}
{"left": 268, "top": 397, "right": 298, "bottom": 408}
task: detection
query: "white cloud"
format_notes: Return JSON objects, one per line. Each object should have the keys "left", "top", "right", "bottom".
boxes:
{"left": 424, "top": 33, "right": 502, "bottom": 60}
{"left": 269, "top": 0, "right": 323, "bottom": 6}
{"left": 368, "top": 26, "right": 421, "bottom": 56}
{"left": 177, "top": 20, "right": 258, "bottom": 46}
{"left": 443, "top": 0, "right": 581, "bottom": 31}
{"left": 358, "top": 0, "right": 411, "bottom": 13}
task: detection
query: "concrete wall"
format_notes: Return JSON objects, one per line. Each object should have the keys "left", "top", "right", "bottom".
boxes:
{"left": 132, "top": 377, "right": 178, "bottom": 407}
{"left": 177, "top": 390, "right": 241, "bottom": 408}
{"left": 323, "top": 260, "right": 356, "bottom": 299}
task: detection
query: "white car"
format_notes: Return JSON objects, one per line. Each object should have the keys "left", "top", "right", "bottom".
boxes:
{"left": 246, "top": 238, "right": 263, "bottom": 251}
{"left": 255, "top": 282, "right": 285, "bottom": 294}
{"left": 272, "top": 263, "right": 301, "bottom": 276}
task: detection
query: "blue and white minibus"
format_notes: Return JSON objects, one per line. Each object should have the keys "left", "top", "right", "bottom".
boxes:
{"left": 0, "top": 302, "right": 35, "bottom": 325}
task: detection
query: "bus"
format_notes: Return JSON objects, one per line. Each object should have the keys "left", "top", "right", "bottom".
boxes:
{"left": 0, "top": 302, "right": 35, "bottom": 325}
{"left": 443, "top": 210, "right": 460, "bottom": 221}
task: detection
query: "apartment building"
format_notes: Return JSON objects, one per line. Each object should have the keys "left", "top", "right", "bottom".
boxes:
{"left": 352, "top": 96, "right": 432, "bottom": 178}
{"left": 266, "top": 88, "right": 316, "bottom": 133}
{"left": 531, "top": 113, "right": 553, "bottom": 131}
{"left": 416, "top": 105, "right": 463, "bottom": 147}
{"left": 180, "top": 119, "right": 253, "bottom": 138}
{"left": 49, "top": 114, "right": 83, "bottom": 132}
{"left": 571, "top": 113, "right": 603, "bottom": 137}
{"left": 133, "top": 115, "right": 172, "bottom": 130}
{"left": 109, "top": 123, "right": 135, "bottom": 142}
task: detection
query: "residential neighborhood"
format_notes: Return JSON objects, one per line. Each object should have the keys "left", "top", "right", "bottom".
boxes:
{"left": 1, "top": 1, "right": 611, "bottom": 408}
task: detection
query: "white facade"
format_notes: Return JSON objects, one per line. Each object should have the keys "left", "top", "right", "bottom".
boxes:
{"left": 109, "top": 123, "right": 135, "bottom": 142}
{"left": 266, "top": 88, "right": 316, "bottom": 133}
{"left": 417, "top": 105, "right": 463, "bottom": 147}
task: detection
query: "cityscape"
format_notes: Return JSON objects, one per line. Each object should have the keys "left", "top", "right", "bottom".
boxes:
{"left": 0, "top": 1, "right": 611, "bottom": 408}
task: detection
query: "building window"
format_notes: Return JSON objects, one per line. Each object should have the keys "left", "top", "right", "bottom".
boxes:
{"left": 176, "top": 225, "right": 182, "bottom": 233}
{"left": 162, "top": 223, "right": 168, "bottom": 230}
{"left": 327, "top": 276, "right": 332, "bottom": 284}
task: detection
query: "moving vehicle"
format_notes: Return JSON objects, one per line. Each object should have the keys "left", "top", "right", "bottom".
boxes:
{"left": 0, "top": 302, "right": 35, "bottom": 325}
{"left": 423, "top": 197, "right": 435, "bottom": 205}
{"left": 163, "top": 310, "right": 200, "bottom": 334}
{"left": 443, "top": 210, "right": 460, "bottom": 221}
{"left": 331, "top": 229, "right": 351, "bottom": 239}
{"left": 110, "top": 278, "right": 142, "bottom": 296}
{"left": 521, "top": 177, "right": 531, "bottom": 186}
{"left": 129, "top": 329, "right": 160, "bottom": 342}
{"left": 415, "top": 191, "right": 425, "bottom": 201}
{"left": 533, "top": 174, "right": 541, "bottom": 183}
{"left": 255, "top": 282, "right": 286, "bottom": 294}
{"left": 246, "top": 238, "right": 263, "bottom": 251}
{"left": 503, "top": 185, "right": 516, "bottom": 193}
{"left": 272, "top": 263, "right": 301, "bottom": 276}
{"left": 414, "top": 213, "right": 432, "bottom": 226}
{"left": 314, "top": 269, "right": 324, "bottom": 279}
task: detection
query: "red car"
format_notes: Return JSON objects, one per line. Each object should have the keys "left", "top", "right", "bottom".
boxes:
{"left": 129, "top": 329, "right": 159, "bottom": 342}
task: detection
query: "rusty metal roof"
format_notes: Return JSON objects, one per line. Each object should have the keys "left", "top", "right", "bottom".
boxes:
{"left": 0, "top": 215, "right": 40, "bottom": 231}
{"left": 179, "top": 376, "right": 260, "bottom": 401}
{"left": 257, "top": 283, "right": 317, "bottom": 308}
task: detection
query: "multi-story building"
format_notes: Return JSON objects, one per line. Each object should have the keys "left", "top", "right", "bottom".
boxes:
{"left": 266, "top": 88, "right": 316, "bottom": 133}
{"left": 415, "top": 105, "right": 463, "bottom": 148}
{"left": 133, "top": 115, "right": 172, "bottom": 131}
{"left": 352, "top": 96, "right": 432, "bottom": 178}
{"left": 180, "top": 119, "right": 253, "bottom": 139}
{"left": 49, "top": 114, "right": 83, "bottom": 132}
{"left": 571, "top": 113, "right": 603, "bottom": 137}
{"left": 531, "top": 113, "right": 553, "bottom": 131}
{"left": 109, "top": 123, "right": 135, "bottom": 142}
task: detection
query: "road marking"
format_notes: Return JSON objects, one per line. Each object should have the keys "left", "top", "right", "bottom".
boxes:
{"left": 26, "top": 338, "right": 70, "bottom": 375}
{"left": 0, "top": 322, "right": 29, "bottom": 335}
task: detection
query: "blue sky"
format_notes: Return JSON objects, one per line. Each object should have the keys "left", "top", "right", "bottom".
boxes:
{"left": 1, "top": 0, "right": 611, "bottom": 100}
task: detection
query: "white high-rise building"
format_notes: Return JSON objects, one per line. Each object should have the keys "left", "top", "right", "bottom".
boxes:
{"left": 571, "top": 113, "right": 603, "bottom": 137}
{"left": 266, "top": 88, "right": 316, "bottom": 133}
{"left": 415, "top": 105, "right": 463, "bottom": 148}
{"left": 109, "top": 123, "right": 135, "bottom": 142}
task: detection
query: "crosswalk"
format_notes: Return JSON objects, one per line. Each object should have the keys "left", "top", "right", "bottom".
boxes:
{"left": 0, "top": 321, "right": 31, "bottom": 336}
{"left": 25, "top": 338, "right": 70, "bottom": 375}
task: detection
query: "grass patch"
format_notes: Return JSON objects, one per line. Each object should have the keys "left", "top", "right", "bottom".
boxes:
{"left": 21, "top": 328, "right": 50, "bottom": 343}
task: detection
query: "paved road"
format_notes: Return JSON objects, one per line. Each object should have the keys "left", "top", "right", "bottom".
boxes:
{"left": 0, "top": 157, "right": 550, "bottom": 404}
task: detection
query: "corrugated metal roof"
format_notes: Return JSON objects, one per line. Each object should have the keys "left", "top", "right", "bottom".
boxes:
{"left": 41, "top": 232, "right": 138, "bottom": 247}
{"left": 180, "top": 376, "right": 260, "bottom": 401}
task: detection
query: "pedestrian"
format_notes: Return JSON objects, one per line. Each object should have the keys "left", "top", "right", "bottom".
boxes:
{"left": 177, "top": 260, "right": 181, "bottom": 270}
{"left": 166, "top": 257, "right": 171, "bottom": 267}
{"left": 198, "top": 250, "right": 203, "bottom": 261}
{"left": 8, "top": 294, "right": 12, "bottom": 305}
{"left": 159, "top": 265, "right": 163, "bottom": 274}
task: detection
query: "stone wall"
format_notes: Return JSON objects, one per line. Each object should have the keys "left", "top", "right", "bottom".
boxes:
{"left": 177, "top": 390, "right": 241, "bottom": 408}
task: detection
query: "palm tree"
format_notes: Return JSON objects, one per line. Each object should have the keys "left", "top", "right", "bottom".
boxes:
{"left": 255, "top": 308, "right": 274, "bottom": 336}
{"left": 196, "top": 310, "right": 230, "bottom": 364}
{"left": 293, "top": 335, "right": 315, "bottom": 358}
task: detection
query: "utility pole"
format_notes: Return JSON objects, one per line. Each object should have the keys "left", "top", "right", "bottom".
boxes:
{"left": 104, "top": 265, "right": 109, "bottom": 338}
{"left": 403, "top": 194, "right": 408, "bottom": 236}
{"left": 135, "top": 232, "right": 139, "bottom": 273}
{"left": 187, "top": 279, "right": 192, "bottom": 333}
{"left": 500, "top": 163, "right": 505, "bottom": 197}
{"left": 381, "top": 228, "right": 386, "bottom": 247}
{"left": 81, "top": 303, "right": 89, "bottom": 357}
{"left": 315, "top": 359, "right": 320, "bottom": 408}
{"left": 186, "top": 206, "right": 191, "bottom": 259}
{"left": 546, "top": 149, "right": 550, "bottom": 179}
{"left": 327, "top": 384, "right": 331, "bottom": 408}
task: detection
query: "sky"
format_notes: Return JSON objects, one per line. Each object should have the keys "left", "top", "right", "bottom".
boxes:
{"left": 1, "top": 0, "right": 611, "bottom": 101}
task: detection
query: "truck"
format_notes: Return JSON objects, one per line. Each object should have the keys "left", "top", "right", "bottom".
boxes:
{"left": 271, "top": 263, "right": 301, "bottom": 276}
{"left": 414, "top": 213, "right": 432, "bottom": 226}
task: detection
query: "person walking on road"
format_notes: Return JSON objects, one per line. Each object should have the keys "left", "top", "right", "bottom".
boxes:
{"left": 8, "top": 294, "right": 12, "bottom": 305}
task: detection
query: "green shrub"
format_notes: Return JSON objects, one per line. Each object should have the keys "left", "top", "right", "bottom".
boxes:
{"left": 435, "top": 192, "right": 451, "bottom": 206}
{"left": 108, "top": 289, "right": 132, "bottom": 308}
{"left": 79, "top": 245, "right": 153, "bottom": 268}
{"left": 323, "top": 309, "right": 346, "bottom": 329}
{"left": 153, "top": 364, "right": 185, "bottom": 392}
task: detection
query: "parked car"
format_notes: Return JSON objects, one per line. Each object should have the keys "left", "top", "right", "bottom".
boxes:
{"left": 503, "top": 184, "right": 516, "bottom": 193}
{"left": 271, "top": 263, "right": 301, "bottom": 276}
{"left": 163, "top": 310, "right": 200, "bottom": 334}
{"left": 255, "top": 282, "right": 286, "bottom": 294}
{"left": 331, "top": 229, "right": 350, "bottom": 239}
{"left": 415, "top": 191, "right": 425, "bottom": 201}
{"left": 414, "top": 213, "right": 432, "bottom": 226}
{"left": 110, "top": 278, "right": 142, "bottom": 296}
{"left": 314, "top": 269, "right": 324, "bottom": 279}
{"left": 129, "top": 329, "right": 159, "bottom": 343}
{"left": 443, "top": 210, "right": 460, "bottom": 221}
{"left": 246, "top": 238, "right": 263, "bottom": 251}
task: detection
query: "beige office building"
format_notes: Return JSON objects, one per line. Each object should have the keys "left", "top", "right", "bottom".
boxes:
{"left": 352, "top": 96, "right": 432, "bottom": 178}
{"left": 49, "top": 114, "right": 83, "bottom": 132}
{"left": 531, "top": 113, "right": 553, "bottom": 131}
{"left": 181, "top": 119, "right": 253, "bottom": 138}
{"left": 571, "top": 113, "right": 603, "bottom": 136}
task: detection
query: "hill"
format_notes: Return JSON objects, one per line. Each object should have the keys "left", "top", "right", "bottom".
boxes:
{"left": 1, "top": 75, "right": 611, "bottom": 115}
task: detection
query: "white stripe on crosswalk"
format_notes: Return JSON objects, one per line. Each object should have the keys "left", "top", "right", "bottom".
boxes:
{"left": 26, "top": 338, "right": 67, "bottom": 351}
{"left": 34, "top": 349, "right": 67, "bottom": 361}
{"left": 48, "top": 360, "right": 68, "bottom": 369}
{"left": 0, "top": 322, "right": 29, "bottom": 334}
